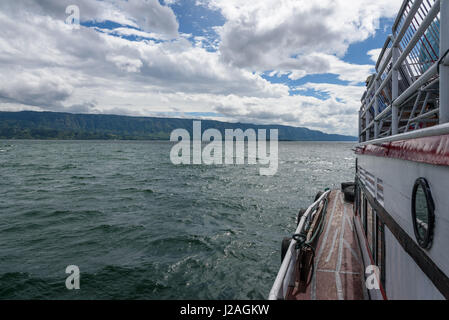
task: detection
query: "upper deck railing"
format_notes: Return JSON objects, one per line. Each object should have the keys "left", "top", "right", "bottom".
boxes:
{"left": 359, "top": 0, "right": 449, "bottom": 143}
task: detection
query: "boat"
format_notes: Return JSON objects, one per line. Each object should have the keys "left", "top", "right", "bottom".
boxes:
{"left": 269, "top": 0, "right": 449, "bottom": 300}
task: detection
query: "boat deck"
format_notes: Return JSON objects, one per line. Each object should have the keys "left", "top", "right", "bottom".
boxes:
{"left": 287, "top": 190, "right": 367, "bottom": 300}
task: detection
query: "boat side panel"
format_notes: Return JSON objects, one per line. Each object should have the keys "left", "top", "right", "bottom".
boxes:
{"left": 385, "top": 227, "right": 444, "bottom": 300}
{"left": 357, "top": 154, "right": 449, "bottom": 299}
{"left": 354, "top": 214, "right": 384, "bottom": 300}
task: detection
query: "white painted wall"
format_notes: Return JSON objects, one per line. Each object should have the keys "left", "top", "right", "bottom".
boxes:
{"left": 358, "top": 155, "right": 449, "bottom": 299}
{"left": 385, "top": 227, "right": 444, "bottom": 300}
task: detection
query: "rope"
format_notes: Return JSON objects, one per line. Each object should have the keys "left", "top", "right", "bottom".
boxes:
{"left": 291, "top": 195, "right": 329, "bottom": 288}
{"left": 302, "top": 243, "right": 316, "bottom": 287}
{"left": 306, "top": 197, "right": 329, "bottom": 245}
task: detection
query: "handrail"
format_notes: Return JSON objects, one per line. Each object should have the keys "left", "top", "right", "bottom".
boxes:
{"left": 392, "top": 0, "right": 413, "bottom": 33}
{"left": 362, "top": 36, "right": 392, "bottom": 107}
{"left": 394, "top": 63, "right": 438, "bottom": 107}
{"left": 357, "top": 122, "right": 449, "bottom": 147}
{"left": 392, "top": 0, "right": 440, "bottom": 78}
{"left": 371, "top": 64, "right": 439, "bottom": 125}
{"left": 365, "top": 0, "right": 424, "bottom": 101}
{"left": 360, "top": 0, "right": 443, "bottom": 142}
{"left": 392, "top": 0, "right": 424, "bottom": 49}
{"left": 375, "top": 36, "right": 394, "bottom": 71}
{"left": 362, "top": 0, "right": 440, "bottom": 118}
{"left": 268, "top": 190, "right": 331, "bottom": 300}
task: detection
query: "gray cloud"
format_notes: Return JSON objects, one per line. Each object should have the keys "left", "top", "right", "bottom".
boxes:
{"left": 218, "top": 7, "right": 340, "bottom": 69}
{"left": 0, "top": 0, "right": 179, "bottom": 38}
{"left": 0, "top": 69, "right": 73, "bottom": 109}
{"left": 0, "top": 0, "right": 402, "bottom": 135}
{"left": 119, "top": 0, "right": 179, "bottom": 37}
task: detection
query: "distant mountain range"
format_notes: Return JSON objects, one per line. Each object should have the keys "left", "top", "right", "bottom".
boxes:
{"left": 0, "top": 111, "right": 357, "bottom": 141}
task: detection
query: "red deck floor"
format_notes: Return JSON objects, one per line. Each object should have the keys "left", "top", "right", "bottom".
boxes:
{"left": 287, "top": 190, "right": 367, "bottom": 300}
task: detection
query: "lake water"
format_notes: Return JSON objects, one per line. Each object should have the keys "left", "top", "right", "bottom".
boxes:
{"left": 0, "top": 140, "right": 355, "bottom": 299}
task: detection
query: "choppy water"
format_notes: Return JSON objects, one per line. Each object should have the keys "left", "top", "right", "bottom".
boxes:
{"left": 0, "top": 140, "right": 355, "bottom": 300}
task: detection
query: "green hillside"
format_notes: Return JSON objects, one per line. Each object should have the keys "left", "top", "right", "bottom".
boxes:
{"left": 0, "top": 111, "right": 357, "bottom": 141}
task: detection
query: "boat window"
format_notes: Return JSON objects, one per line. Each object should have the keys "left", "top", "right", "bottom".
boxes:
{"left": 411, "top": 178, "right": 435, "bottom": 249}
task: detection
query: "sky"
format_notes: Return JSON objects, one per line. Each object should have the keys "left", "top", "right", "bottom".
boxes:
{"left": 0, "top": 0, "right": 404, "bottom": 135}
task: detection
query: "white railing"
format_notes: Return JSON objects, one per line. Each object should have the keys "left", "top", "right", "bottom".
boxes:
{"left": 268, "top": 190, "right": 331, "bottom": 300}
{"left": 359, "top": 0, "right": 449, "bottom": 143}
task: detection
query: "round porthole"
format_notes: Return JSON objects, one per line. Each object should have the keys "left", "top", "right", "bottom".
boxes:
{"left": 411, "top": 178, "right": 435, "bottom": 250}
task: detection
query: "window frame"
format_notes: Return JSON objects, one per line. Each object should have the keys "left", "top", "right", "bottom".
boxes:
{"left": 411, "top": 178, "right": 435, "bottom": 250}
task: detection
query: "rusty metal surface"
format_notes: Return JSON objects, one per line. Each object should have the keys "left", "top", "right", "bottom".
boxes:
{"left": 355, "top": 134, "right": 449, "bottom": 166}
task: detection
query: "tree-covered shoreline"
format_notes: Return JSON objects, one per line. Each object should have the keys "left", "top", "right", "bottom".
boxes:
{"left": 0, "top": 111, "right": 357, "bottom": 141}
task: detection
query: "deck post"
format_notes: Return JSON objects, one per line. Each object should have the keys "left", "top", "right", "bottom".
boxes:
{"left": 359, "top": 109, "right": 363, "bottom": 142}
{"left": 366, "top": 99, "right": 371, "bottom": 141}
{"left": 392, "top": 45, "right": 400, "bottom": 135}
{"left": 441, "top": 0, "right": 449, "bottom": 124}
{"left": 374, "top": 79, "right": 379, "bottom": 138}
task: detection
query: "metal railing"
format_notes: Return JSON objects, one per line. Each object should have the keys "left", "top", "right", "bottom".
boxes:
{"left": 268, "top": 190, "right": 330, "bottom": 300}
{"left": 359, "top": 0, "right": 449, "bottom": 143}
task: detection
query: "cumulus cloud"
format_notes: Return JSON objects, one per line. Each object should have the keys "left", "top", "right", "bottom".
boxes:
{"left": 203, "top": 0, "right": 401, "bottom": 77}
{"left": 0, "top": 0, "right": 403, "bottom": 135}
{"left": 367, "top": 48, "right": 383, "bottom": 63}
{"left": 275, "top": 53, "right": 373, "bottom": 84}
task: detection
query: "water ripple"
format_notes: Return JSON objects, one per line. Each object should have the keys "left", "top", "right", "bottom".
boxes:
{"left": 0, "top": 140, "right": 355, "bottom": 299}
